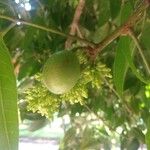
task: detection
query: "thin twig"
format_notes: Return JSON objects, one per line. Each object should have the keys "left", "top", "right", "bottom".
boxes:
{"left": 128, "top": 28, "right": 150, "bottom": 75}
{"left": 76, "top": 26, "right": 83, "bottom": 38}
{"left": 0, "top": 14, "right": 95, "bottom": 47}
{"left": 65, "top": 0, "right": 85, "bottom": 48}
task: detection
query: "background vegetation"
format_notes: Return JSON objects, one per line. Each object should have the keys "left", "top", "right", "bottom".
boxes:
{"left": 0, "top": 0, "right": 150, "bottom": 149}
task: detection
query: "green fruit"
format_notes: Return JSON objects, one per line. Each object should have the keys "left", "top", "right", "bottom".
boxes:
{"left": 42, "top": 51, "right": 80, "bottom": 94}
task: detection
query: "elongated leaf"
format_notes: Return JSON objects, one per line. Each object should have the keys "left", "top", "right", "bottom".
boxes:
{"left": 120, "top": 1, "right": 133, "bottom": 24}
{"left": 109, "top": 0, "right": 121, "bottom": 19}
{"left": 113, "top": 36, "right": 148, "bottom": 96}
{"left": 113, "top": 37, "right": 130, "bottom": 96}
{"left": 146, "top": 129, "right": 150, "bottom": 150}
{"left": 141, "top": 22, "right": 150, "bottom": 50}
{"left": 113, "top": 1, "right": 133, "bottom": 96}
{"left": 146, "top": 119, "right": 150, "bottom": 150}
{"left": 123, "top": 40, "right": 148, "bottom": 84}
{"left": 0, "top": 36, "right": 18, "bottom": 150}
{"left": 97, "top": 0, "right": 111, "bottom": 26}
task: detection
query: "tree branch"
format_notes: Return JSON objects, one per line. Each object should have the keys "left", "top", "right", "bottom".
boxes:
{"left": 65, "top": 0, "right": 85, "bottom": 48}
{"left": 95, "top": 0, "right": 150, "bottom": 54}
{"left": 0, "top": 0, "right": 149, "bottom": 52}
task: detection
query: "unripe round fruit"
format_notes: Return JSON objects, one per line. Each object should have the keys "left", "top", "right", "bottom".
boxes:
{"left": 42, "top": 51, "right": 80, "bottom": 94}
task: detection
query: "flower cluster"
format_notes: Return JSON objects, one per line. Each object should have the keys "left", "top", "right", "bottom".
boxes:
{"left": 25, "top": 50, "right": 112, "bottom": 118}
{"left": 25, "top": 76, "right": 61, "bottom": 118}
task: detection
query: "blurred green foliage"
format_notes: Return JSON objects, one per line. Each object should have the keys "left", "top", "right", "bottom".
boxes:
{"left": 0, "top": 0, "right": 150, "bottom": 149}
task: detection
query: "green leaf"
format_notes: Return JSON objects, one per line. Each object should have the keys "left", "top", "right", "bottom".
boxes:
{"left": 113, "top": 1, "right": 134, "bottom": 96}
{"left": 97, "top": 0, "right": 111, "bottom": 26}
{"left": 0, "top": 36, "right": 18, "bottom": 150}
{"left": 5, "top": 28, "right": 25, "bottom": 51}
{"left": 92, "top": 23, "right": 110, "bottom": 43}
{"left": 113, "top": 37, "right": 130, "bottom": 96}
{"left": 140, "top": 22, "right": 150, "bottom": 50}
{"left": 109, "top": 0, "right": 121, "bottom": 19}
{"left": 18, "top": 58, "right": 41, "bottom": 80}
{"left": 123, "top": 39, "right": 148, "bottom": 84}
{"left": 146, "top": 122, "right": 150, "bottom": 150}
{"left": 113, "top": 36, "right": 148, "bottom": 96}
{"left": 120, "top": 1, "right": 133, "bottom": 24}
